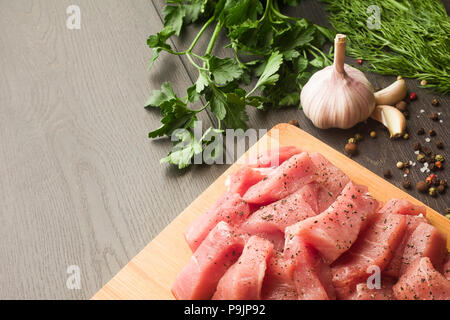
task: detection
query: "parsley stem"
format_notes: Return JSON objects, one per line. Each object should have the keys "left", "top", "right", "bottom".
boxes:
{"left": 187, "top": 16, "right": 215, "bottom": 54}
{"left": 205, "top": 20, "right": 224, "bottom": 56}
{"left": 186, "top": 53, "right": 207, "bottom": 71}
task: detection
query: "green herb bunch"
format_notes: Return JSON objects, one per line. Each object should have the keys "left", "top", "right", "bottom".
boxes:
{"left": 322, "top": 0, "right": 450, "bottom": 94}
{"left": 146, "top": 0, "right": 334, "bottom": 169}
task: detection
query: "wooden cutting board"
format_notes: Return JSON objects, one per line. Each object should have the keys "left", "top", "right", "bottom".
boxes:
{"left": 92, "top": 123, "right": 450, "bottom": 300}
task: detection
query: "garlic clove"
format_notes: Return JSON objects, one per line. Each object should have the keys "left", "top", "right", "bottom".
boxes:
{"left": 371, "top": 105, "right": 406, "bottom": 139}
{"left": 374, "top": 79, "right": 407, "bottom": 106}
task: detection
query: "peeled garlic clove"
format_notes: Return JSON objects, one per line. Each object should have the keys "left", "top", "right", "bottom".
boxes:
{"left": 371, "top": 105, "right": 406, "bottom": 139}
{"left": 374, "top": 79, "right": 407, "bottom": 106}
{"left": 301, "top": 34, "right": 376, "bottom": 129}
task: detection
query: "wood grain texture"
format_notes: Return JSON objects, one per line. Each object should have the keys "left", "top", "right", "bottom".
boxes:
{"left": 93, "top": 124, "right": 450, "bottom": 300}
{"left": 0, "top": 0, "right": 227, "bottom": 299}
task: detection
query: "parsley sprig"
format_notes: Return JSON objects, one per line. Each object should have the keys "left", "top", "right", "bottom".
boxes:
{"left": 146, "top": 0, "right": 334, "bottom": 168}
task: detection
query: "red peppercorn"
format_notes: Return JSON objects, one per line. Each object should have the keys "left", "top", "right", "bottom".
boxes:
{"left": 357, "top": 59, "right": 362, "bottom": 65}
{"left": 409, "top": 92, "right": 417, "bottom": 101}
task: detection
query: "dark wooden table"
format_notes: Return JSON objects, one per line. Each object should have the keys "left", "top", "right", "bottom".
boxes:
{"left": 0, "top": 0, "right": 448, "bottom": 299}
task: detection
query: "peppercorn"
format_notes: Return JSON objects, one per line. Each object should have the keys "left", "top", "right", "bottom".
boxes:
{"left": 436, "top": 141, "right": 444, "bottom": 149}
{"left": 420, "top": 80, "right": 427, "bottom": 86}
{"left": 428, "top": 129, "right": 436, "bottom": 137}
{"left": 403, "top": 111, "right": 409, "bottom": 119}
{"left": 413, "top": 142, "right": 421, "bottom": 151}
{"left": 429, "top": 187, "right": 437, "bottom": 197}
{"left": 288, "top": 119, "right": 300, "bottom": 127}
{"left": 403, "top": 133, "right": 409, "bottom": 140}
{"left": 383, "top": 169, "right": 392, "bottom": 179}
{"left": 354, "top": 133, "right": 363, "bottom": 142}
{"left": 429, "top": 112, "right": 439, "bottom": 121}
{"left": 431, "top": 99, "right": 439, "bottom": 107}
{"left": 397, "top": 75, "right": 403, "bottom": 80}
{"left": 426, "top": 174, "right": 436, "bottom": 185}
{"left": 429, "top": 163, "right": 437, "bottom": 172}
{"left": 395, "top": 101, "right": 407, "bottom": 112}
{"left": 396, "top": 161, "right": 404, "bottom": 169}
{"left": 357, "top": 59, "right": 363, "bottom": 65}
{"left": 440, "top": 179, "right": 447, "bottom": 187}
{"left": 409, "top": 92, "right": 417, "bottom": 101}
{"left": 417, "top": 153, "right": 426, "bottom": 162}
{"left": 435, "top": 161, "right": 443, "bottom": 169}
{"left": 417, "top": 128, "right": 425, "bottom": 135}
{"left": 345, "top": 142, "right": 358, "bottom": 156}
{"left": 416, "top": 181, "right": 428, "bottom": 193}
{"left": 435, "top": 154, "right": 444, "bottom": 162}
{"left": 369, "top": 131, "right": 377, "bottom": 138}
{"left": 437, "top": 185, "right": 445, "bottom": 194}
{"left": 402, "top": 180, "right": 411, "bottom": 189}
{"left": 348, "top": 137, "right": 357, "bottom": 144}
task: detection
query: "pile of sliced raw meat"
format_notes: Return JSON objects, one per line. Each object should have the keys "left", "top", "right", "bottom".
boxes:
{"left": 172, "top": 147, "right": 450, "bottom": 300}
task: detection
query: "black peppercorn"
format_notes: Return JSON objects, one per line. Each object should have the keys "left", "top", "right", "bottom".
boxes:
{"left": 402, "top": 180, "right": 411, "bottom": 189}
{"left": 413, "top": 142, "right": 421, "bottom": 151}
{"left": 383, "top": 169, "right": 392, "bottom": 179}
{"left": 437, "top": 185, "right": 446, "bottom": 194}
{"left": 436, "top": 141, "right": 444, "bottom": 149}
{"left": 429, "top": 112, "right": 439, "bottom": 121}
{"left": 428, "top": 129, "right": 436, "bottom": 137}
{"left": 431, "top": 99, "right": 439, "bottom": 107}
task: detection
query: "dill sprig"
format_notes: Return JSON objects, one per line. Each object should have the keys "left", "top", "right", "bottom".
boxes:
{"left": 322, "top": 0, "right": 450, "bottom": 94}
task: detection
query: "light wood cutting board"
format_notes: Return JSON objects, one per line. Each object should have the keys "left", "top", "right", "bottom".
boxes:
{"left": 92, "top": 123, "right": 450, "bottom": 300}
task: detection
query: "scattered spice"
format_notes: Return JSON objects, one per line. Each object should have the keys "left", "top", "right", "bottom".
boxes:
{"left": 383, "top": 169, "right": 392, "bottom": 179}
{"left": 403, "top": 133, "right": 409, "bottom": 140}
{"left": 402, "top": 180, "right": 411, "bottom": 189}
{"left": 288, "top": 119, "right": 300, "bottom": 127}
{"left": 416, "top": 180, "right": 428, "bottom": 193}
{"left": 409, "top": 92, "right": 417, "bottom": 101}
{"left": 435, "top": 154, "right": 444, "bottom": 162}
{"left": 403, "top": 111, "right": 409, "bottom": 119}
{"left": 354, "top": 133, "right": 363, "bottom": 142}
{"left": 413, "top": 142, "right": 421, "bottom": 151}
{"left": 348, "top": 137, "right": 357, "bottom": 144}
{"left": 437, "top": 185, "right": 445, "bottom": 194}
{"left": 417, "top": 154, "right": 426, "bottom": 162}
{"left": 428, "top": 187, "right": 437, "bottom": 197}
{"left": 420, "top": 79, "right": 427, "bottom": 86}
{"left": 436, "top": 141, "right": 444, "bottom": 149}
{"left": 428, "top": 129, "right": 436, "bottom": 137}
{"left": 395, "top": 100, "right": 407, "bottom": 112}
{"left": 435, "top": 161, "right": 443, "bottom": 169}
{"left": 397, "top": 75, "right": 403, "bottom": 80}
{"left": 429, "top": 112, "right": 439, "bottom": 121}
{"left": 396, "top": 161, "right": 404, "bottom": 169}
{"left": 356, "top": 59, "right": 363, "bottom": 65}
{"left": 369, "top": 131, "right": 377, "bottom": 138}
{"left": 344, "top": 142, "right": 358, "bottom": 156}
{"left": 417, "top": 128, "right": 425, "bottom": 135}
{"left": 431, "top": 98, "right": 439, "bottom": 107}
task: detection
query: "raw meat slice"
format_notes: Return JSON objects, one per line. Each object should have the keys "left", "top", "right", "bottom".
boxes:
{"left": 393, "top": 257, "right": 450, "bottom": 300}
{"left": 245, "top": 146, "right": 302, "bottom": 168}
{"left": 184, "top": 192, "right": 251, "bottom": 252}
{"left": 397, "top": 222, "right": 447, "bottom": 276}
{"left": 226, "top": 166, "right": 267, "bottom": 196}
{"left": 443, "top": 255, "right": 450, "bottom": 280}
{"left": 346, "top": 278, "right": 396, "bottom": 300}
{"left": 379, "top": 199, "right": 426, "bottom": 216}
{"left": 261, "top": 251, "right": 297, "bottom": 300}
{"left": 240, "top": 184, "right": 319, "bottom": 235}
{"left": 249, "top": 231, "right": 285, "bottom": 252}
{"left": 331, "top": 213, "right": 406, "bottom": 288}
{"left": 212, "top": 236, "right": 273, "bottom": 300}
{"left": 285, "top": 235, "right": 336, "bottom": 300}
{"left": 383, "top": 215, "right": 428, "bottom": 278}
{"left": 172, "top": 222, "right": 244, "bottom": 300}
{"left": 309, "top": 152, "right": 350, "bottom": 213}
{"left": 285, "top": 182, "right": 379, "bottom": 264}
{"left": 243, "top": 152, "right": 317, "bottom": 205}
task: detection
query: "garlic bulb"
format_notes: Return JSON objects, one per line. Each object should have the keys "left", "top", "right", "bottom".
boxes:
{"left": 301, "top": 34, "right": 376, "bottom": 129}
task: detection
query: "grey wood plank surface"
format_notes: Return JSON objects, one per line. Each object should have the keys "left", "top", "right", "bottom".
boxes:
{"left": 0, "top": 0, "right": 228, "bottom": 299}
{"left": 0, "top": 0, "right": 448, "bottom": 300}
